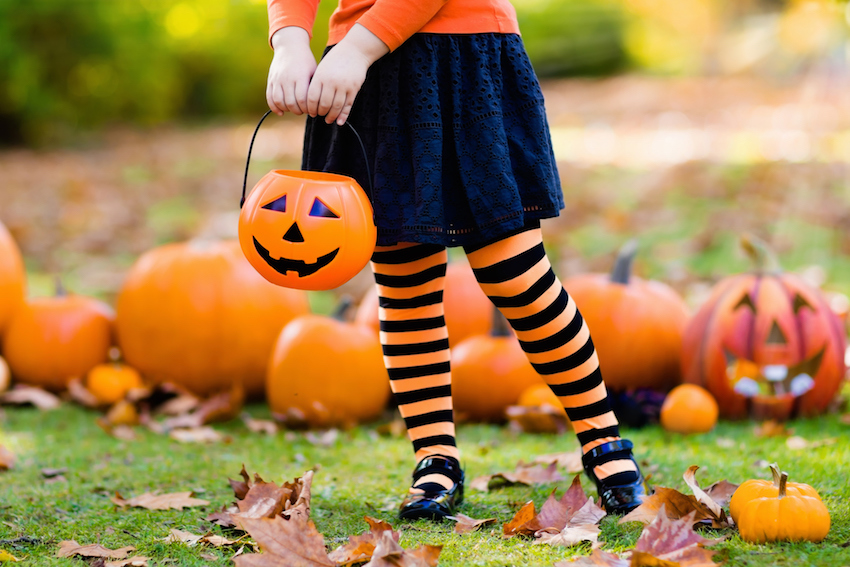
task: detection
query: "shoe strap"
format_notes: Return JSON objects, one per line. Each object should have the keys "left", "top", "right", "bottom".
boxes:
{"left": 582, "top": 439, "right": 634, "bottom": 470}
{"left": 412, "top": 455, "right": 464, "bottom": 484}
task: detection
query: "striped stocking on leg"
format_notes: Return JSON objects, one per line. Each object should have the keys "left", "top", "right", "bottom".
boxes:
{"left": 371, "top": 242, "right": 460, "bottom": 494}
{"left": 465, "top": 225, "right": 639, "bottom": 487}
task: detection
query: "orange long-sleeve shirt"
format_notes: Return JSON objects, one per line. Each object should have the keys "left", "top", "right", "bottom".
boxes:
{"left": 268, "top": 0, "right": 520, "bottom": 53}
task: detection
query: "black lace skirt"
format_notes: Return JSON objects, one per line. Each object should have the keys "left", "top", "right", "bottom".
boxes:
{"left": 302, "top": 33, "right": 564, "bottom": 248}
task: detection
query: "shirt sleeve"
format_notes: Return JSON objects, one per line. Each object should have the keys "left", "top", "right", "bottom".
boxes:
{"left": 268, "top": 0, "right": 320, "bottom": 46}
{"left": 357, "top": 0, "right": 450, "bottom": 52}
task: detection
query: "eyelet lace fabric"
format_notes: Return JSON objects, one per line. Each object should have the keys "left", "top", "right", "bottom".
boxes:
{"left": 302, "top": 33, "right": 564, "bottom": 248}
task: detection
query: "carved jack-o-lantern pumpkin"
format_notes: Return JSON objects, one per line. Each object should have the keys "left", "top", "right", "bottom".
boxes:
{"left": 238, "top": 112, "right": 376, "bottom": 290}
{"left": 681, "top": 237, "right": 846, "bottom": 420}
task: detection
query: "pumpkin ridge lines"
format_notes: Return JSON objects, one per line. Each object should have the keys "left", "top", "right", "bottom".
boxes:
{"left": 746, "top": 275, "right": 762, "bottom": 363}
{"left": 695, "top": 275, "right": 742, "bottom": 391}
{"left": 774, "top": 277, "right": 807, "bottom": 364}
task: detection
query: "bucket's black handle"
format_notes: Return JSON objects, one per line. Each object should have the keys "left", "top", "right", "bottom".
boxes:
{"left": 241, "top": 110, "right": 374, "bottom": 208}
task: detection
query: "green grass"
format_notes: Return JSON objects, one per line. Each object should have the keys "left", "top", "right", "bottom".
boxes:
{"left": 1, "top": 402, "right": 848, "bottom": 566}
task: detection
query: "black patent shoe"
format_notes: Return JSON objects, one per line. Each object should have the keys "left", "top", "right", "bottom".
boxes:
{"left": 582, "top": 439, "right": 649, "bottom": 515}
{"left": 398, "top": 455, "right": 465, "bottom": 521}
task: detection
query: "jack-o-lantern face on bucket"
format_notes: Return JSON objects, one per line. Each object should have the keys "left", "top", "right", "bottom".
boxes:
{"left": 682, "top": 272, "right": 846, "bottom": 420}
{"left": 239, "top": 169, "right": 376, "bottom": 290}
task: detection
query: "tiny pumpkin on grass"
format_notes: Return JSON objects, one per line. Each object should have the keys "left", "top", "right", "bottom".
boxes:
{"left": 736, "top": 469, "right": 830, "bottom": 544}
{"left": 86, "top": 363, "right": 145, "bottom": 406}
{"left": 659, "top": 384, "right": 719, "bottom": 434}
{"left": 729, "top": 463, "right": 822, "bottom": 524}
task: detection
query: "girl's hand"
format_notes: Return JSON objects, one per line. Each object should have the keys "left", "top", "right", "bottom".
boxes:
{"left": 306, "top": 24, "right": 388, "bottom": 126}
{"left": 267, "top": 26, "right": 317, "bottom": 116}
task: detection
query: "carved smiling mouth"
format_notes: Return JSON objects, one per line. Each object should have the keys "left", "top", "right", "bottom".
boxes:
{"left": 254, "top": 237, "right": 339, "bottom": 277}
{"left": 725, "top": 347, "right": 825, "bottom": 398}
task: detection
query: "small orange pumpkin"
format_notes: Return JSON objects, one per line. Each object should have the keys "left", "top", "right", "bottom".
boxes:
{"left": 730, "top": 463, "right": 822, "bottom": 523}
{"left": 86, "top": 363, "right": 145, "bottom": 405}
{"left": 266, "top": 298, "right": 389, "bottom": 428}
{"left": 2, "top": 283, "right": 114, "bottom": 392}
{"left": 563, "top": 240, "right": 690, "bottom": 392}
{"left": 737, "top": 469, "right": 830, "bottom": 543}
{"left": 659, "top": 384, "right": 718, "bottom": 434}
{"left": 517, "top": 383, "right": 566, "bottom": 416}
{"left": 355, "top": 261, "right": 493, "bottom": 348}
{"left": 452, "top": 308, "right": 543, "bottom": 422}
{"left": 0, "top": 221, "right": 26, "bottom": 337}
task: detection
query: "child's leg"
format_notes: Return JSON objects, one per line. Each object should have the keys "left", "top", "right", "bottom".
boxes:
{"left": 371, "top": 242, "right": 464, "bottom": 519}
{"left": 464, "top": 224, "right": 645, "bottom": 512}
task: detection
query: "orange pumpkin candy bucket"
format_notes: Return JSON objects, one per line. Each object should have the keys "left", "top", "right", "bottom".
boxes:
{"left": 238, "top": 111, "right": 377, "bottom": 290}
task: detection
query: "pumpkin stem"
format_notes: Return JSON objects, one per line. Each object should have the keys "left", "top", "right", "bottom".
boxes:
{"left": 740, "top": 233, "right": 782, "bottom": 274}
{"left": 610, "top": 239, "right": 638, "bottom": 285}
{"left": 332, "top": 295, "right": 354, "bottom": 321}
{"left": 778, "top": 471, "right": 788, "bottom": 499}
{"left": 769, "top": 463, "right": 782, "bottom": 486}
{"left": 491, "top": 305, "right": 512, "bottom": 338}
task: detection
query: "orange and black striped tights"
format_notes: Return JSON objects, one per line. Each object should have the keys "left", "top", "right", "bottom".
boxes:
{"left": 371, "top": 224, "right": 639, "bottom": 495}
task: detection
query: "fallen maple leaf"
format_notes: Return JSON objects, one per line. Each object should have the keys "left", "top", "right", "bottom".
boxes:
{"left": 164, "top": 529, "right": 241, "bottom": 548}
{"left": 471, "top": 461, "right": 565, "bottom": 491}
{"left": 362, "top": 531, "right": 441, "bottom": 567}
{"left": 532, "top": 451, "right": 584, "bottom": 473}
{"left": 0, "top": 445, "right": 15, "bottom": 471}
{"left": 631, "top": 507, "right": 724, "bottom": 565}
{"left": 327, "top": 516, "right": 400, "bottom": 565}
{"left": 841, "top": 414, "right": 850, "bottom": 425}
{"left": 163, "top": 383, "right": 244, "bottom": 429}
{"left": 111, "top": 491, "right": 210, "bottom": 511}
{"left": 533, "top": 523, "right": 601, "bottom": 548}
{"left": 66, "top": 377, "right": 101, "bottom": 408}
{"left": 682, "top": 466, "right": 732, "bottom": 527}
{"left": 503, "top": 501, "right": 536, "bottom": 537}
{"left": 169, "top": 426, "right": 226, "bottom": 443}
{"left": 619, "top": 487, "right": 713, "bottom": 526}
{"left": 555, "top": 549, "right": 627, "bottom": 566}
{"left": 786, "top": 436, "right": 837, "bottom": 450}
{"left": 233, "top": 514, "right": 335, "bottom": 567}
{"left": 0, "top": 385, "right": 61, "bottom": 410}
{"left": 448, "top": 514, "right": 497, "bottom": 535}
{"left": 211, "top": 467, "right": 314, "bottom": 528}
{"left": 753, "top": 420, "right": 792, "bottom": 438}
{"left": 56, "top": 541, "right": 135, "bottom": 559}
{"left": 242, "top": 414, "right": 278, "bottom": 435}
{"left": 505, "top": 404, "right": 571, "bottom": 434}
{"left": 703, "top": 480, "right": 739, "bottom": 509}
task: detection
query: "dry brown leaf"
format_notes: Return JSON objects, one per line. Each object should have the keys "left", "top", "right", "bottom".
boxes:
{"left": 362, "top": 531, "right": 441, "bottom": 567}
{"left": 555, "top": 549, "right": 627, "bottom": 566}
{"left": 619, "top": 487, "right": 713, "bottom": 526}
{"left": 786, "top": 436, "right": 838, "bottom": 450}
{"left": 0, "top": 385, "right": 61, "bottom": 410}
{"left": 112, "top": 491, "right": 210, "bottom": 511}
{"left": 448, "top": 514, "right": 497, "bottom": 535}
{"left": 105, "top": 400, "right": 141, "bottom": 426}
{"left": 237, "top": 481, "right": 290, "bottom": 520}
{"left": 703, "top": 480, "right": 739, "bottom": 509}
{"left": 471, "top": 461, "right": 565, "bottom": 491}
{"left": 534, "top": 523, "right": 601, "bottom": 548}
{"left": 532, "top": 451, "right": 584, "bottom": 473}
{"left": 66, "top": 377, "right": 100, "bottom": 408}
{"left": 233, "top": 514, "right": 335, "bottom": 567}
{"left": 682, "top": 466, "right": 731, "bottom": 527}
{"left": 503, "top": 501, "right": 536, "bottom": 537}
{"left": 305, "top": 429, "right": 339, "bottom": 447}
{"left": 242, "top": 414, "right": 278, "bottom": 435}
{"left": 840, "top": 414, "right": 850, "bottom": 425}
{"left": 327, "top": 516, "right": 400, "bottom": 565}
{"left": 0, "top": 445, "right": 15, "bottom": 471}
{"left": 632, "top": 507, "right": 724, "bottom": 566}
{"left": 153, "top": 394, "right": 201, "bottom": 416}
{"left": 375, "top": 419, "right": 406, "bottom": 438}
{"left": 282, "top": 470, "right": 313, "bottom": 520}
{"left": 56, "top": 541, "right": 135, "bottom": 559}
{"left": 169, "top": 426, "right": 225, "bottom": 443}
{"left": 505, "top": 405, "right": 570, "bottom": 434}
{"left": 105, "top": 557, "right": 149, "bottom": 567}
{"left": 753, "top": 420, "right": 793, "bottom": 438}
{"left": 163, "top": 384, "right": 244, "bottom": 429}
{"left": 213, "top": 467, "right": 314, "bottom": 529}
{"left": 164, "top": 529, "right": 203, "bottom": 546}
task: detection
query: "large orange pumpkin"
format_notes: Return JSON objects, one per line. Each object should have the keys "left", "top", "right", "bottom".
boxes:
{"left": 562, "top": 240, "right": 690, "bottom": 392}
{"left": 681, "top": 236, "right": 846, "bottom": 420}
{"left": 452, "top": 308, "right": 543, "bottom": 422}
{"left": 0, "top": 221, "right": 26, "bottom": 337}
{"left": 2, "top": 284, "right": 114, "bottom": 392}
{"left": 115, "top": 239, "right": 310, "bottom": 398}
{"left": 355, "top": 261, "right": 493, "bottom": 348}
{"left": 266, "top": 298, "right": 389, "bottom": 428}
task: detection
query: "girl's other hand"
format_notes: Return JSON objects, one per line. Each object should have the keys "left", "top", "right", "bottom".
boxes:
{"left": 267, "top": 26, "right": 317, "bottom": 116}
{"left": 307, "top": 24, "right": 388, "bottom": 126}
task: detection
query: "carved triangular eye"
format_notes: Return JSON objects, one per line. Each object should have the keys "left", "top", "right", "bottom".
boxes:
{"left": 262, "top": 194, "right": 287, "bottom": 212}
{"left": 792, "top": 293, "right": 813, "bottom": 314}
{"left": 734, "top": 293, "right": 757, "bottom": 312}
{"left": 309, "top": 198, "right": 339, "bottom": 218}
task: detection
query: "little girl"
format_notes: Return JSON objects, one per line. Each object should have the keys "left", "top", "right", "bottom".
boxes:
{"left": 265, "top": 0, "right": 648, "bottom": 520}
